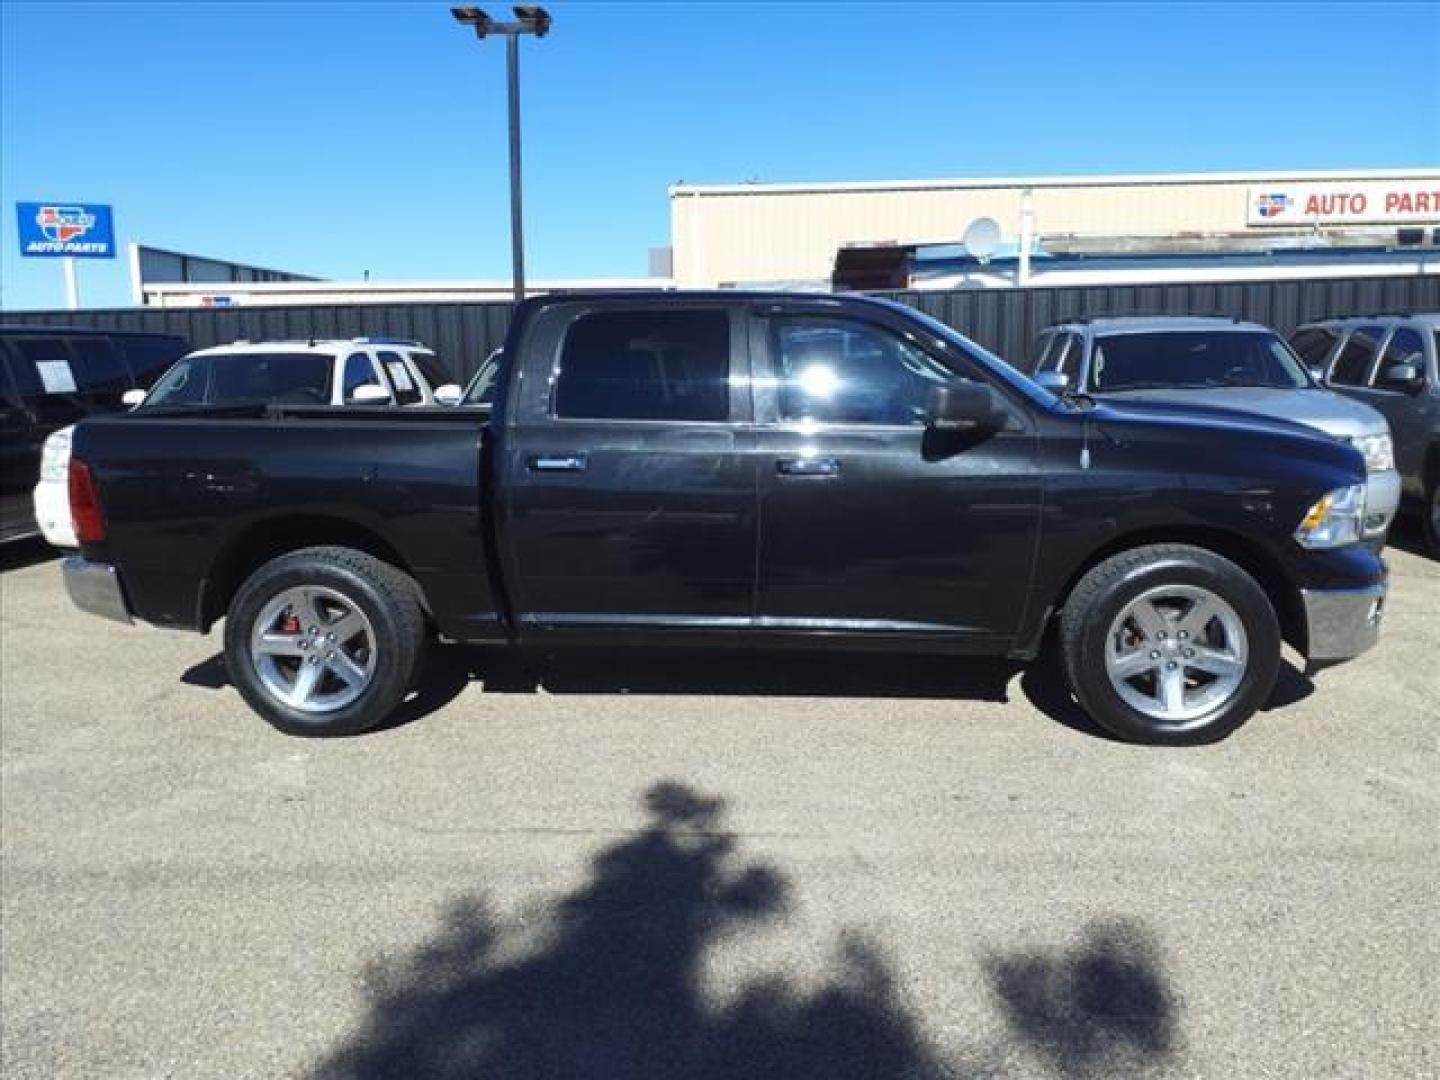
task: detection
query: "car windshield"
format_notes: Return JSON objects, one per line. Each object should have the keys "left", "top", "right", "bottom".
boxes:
{"left": 462, "top": 350, "right": 503, "bottom": 406}
{"left": 142, "top": 352, "right": 333, "bottom": 408}
{"left": 1089, "top": 331, "right": 1312, "bottom": 392}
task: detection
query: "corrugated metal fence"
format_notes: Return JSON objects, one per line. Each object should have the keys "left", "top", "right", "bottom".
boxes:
{"left": 5, "top": 273, "right": 1437, "bottom": 382}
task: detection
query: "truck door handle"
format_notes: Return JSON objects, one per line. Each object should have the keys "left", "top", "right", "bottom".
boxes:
{"left": 776, "top": 456, "right": 840, "bottom": 477}
{"left": 528, "top": 454, "right": 588, "bottom": 473}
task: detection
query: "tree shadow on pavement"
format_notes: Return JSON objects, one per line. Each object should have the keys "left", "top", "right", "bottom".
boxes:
{"left": 983, "top": 921, "right": 1177, "bottom": 1078}
{"left": 311, "top": 782, "right": 1180, "bottom": 1079}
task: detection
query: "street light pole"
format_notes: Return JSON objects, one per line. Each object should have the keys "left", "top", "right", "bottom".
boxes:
{"left": 452, "top": 6, "right": 552, "bottom": 304}
{"left": 506, "top": 31, "right": 524, "bottom": 303}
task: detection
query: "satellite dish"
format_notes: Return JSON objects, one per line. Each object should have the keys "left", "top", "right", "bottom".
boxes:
{"left": 962, "top": 217, "right": 1002, "bottom": 260}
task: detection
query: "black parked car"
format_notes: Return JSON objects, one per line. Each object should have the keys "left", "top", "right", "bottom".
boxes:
{"left": 1, "top": 326, "right": 188, "bottom": 543}
{"left": 62, "top": 293, "right": 1385, "bottom": 745}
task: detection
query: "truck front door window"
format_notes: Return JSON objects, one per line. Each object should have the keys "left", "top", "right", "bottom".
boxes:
{"left": 1329, "top": 327, "right": 1386, "bottom": 386}
{"left": 1373, "top": 328, "right": 1426, "bottom": 393}
{"left": 553, "top": 310, "right": 730, "bottom": 422}
{"left": 773, "top": 318, "right": 952, "bottom": 426}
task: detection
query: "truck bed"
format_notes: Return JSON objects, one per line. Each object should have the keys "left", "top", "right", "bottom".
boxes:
{"left": 74, "top": 408, "right": 503, "bottom": 641}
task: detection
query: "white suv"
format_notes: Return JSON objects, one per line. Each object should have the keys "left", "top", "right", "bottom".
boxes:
{"left": 33, "top": 337, "right": 461, "bottom": 547}
{"left": 134, "top": 337, "right": 460, "bottom": 410}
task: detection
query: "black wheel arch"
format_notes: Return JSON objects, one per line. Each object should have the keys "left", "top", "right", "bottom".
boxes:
{"left": 198, "top": 514, "right": 419, "bottom": 631}
{"left": 1018, "top": 524, "right": 1307, "bottom": 659}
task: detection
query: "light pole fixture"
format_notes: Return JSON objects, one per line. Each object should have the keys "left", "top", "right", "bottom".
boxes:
{"left": 451, "top": 5, "right": 552, "bottom": 303}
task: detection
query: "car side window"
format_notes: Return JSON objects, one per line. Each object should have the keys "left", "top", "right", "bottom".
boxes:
{"left": 553, "top": 309, "right": 731, "bottom": 422}
{"left": 377, "top": 350, "right": 422, "bottom": 406}
{"left": 1288, "top": 327, "right": 1340, "bottom": 373}
{"left": 118, "top": 337, "right": 188, "bottom": 387}
{"left": 772, "top": 316, "right": 953, "bottom": 426}
{"left": 343, "top": 352, "right": 384, "bottom": 401}
{"left": 66, "top": 337, "right": 131, "bottom": 402}
{"left": 1329, "top": 326, "right": 1386, "bottom": 386}
{"left": 9, "top": 337, "right": 80, "bottom": 398}
{"left": 1373, "top": 328, "right": 1426, "bottom": 393}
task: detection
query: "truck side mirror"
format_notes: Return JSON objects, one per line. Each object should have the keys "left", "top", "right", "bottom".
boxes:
{"left": 1381, "top": 363, "right": 1423, "bottom": 391}
{"left": 122, "top": 389, "right": 146, "bottom": 408}
{"left": 1033, "top": 370, "right": 1071, "bottom": 394}
{"left": 432, "top": 384, "right": 462, "bottom": 406}
{"left": 926, "top": 380, "right": 1007, "bottom": 433}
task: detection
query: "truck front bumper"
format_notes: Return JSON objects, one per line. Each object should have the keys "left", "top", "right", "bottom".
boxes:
{"left": 1302, "top": 581, "right": 1385, "bottom": 664}
{"left": 63, "top": 557, "right": 133, "bottom": 626}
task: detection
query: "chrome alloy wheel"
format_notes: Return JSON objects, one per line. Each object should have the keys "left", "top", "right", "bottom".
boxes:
{"left": 249, "top": 586, "right": 377, "bottom": 714}
{"left": 1104, "top": 584, "right": 1249, "bottom": 726}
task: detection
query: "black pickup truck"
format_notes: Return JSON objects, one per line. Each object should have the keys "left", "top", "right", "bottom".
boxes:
{"left": 63, "top": 293, "right": 1386, "bottom": 744}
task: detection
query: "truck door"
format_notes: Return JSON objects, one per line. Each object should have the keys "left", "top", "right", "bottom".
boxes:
{"left": 498, "top": 302, "right": 756, "bottom": 629}
{"left": 750, "top": 306, "right": 1042, "bottom": 646}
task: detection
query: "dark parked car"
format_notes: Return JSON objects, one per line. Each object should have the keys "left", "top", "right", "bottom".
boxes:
{"left": 62, "top": 293, "right": 1384, "bottom": 745}
{"left": 0, "top": 326, "right": 188, "bottom": 543}
{"left": 1289, "top": 314, "right": 1440, "bottom": 554}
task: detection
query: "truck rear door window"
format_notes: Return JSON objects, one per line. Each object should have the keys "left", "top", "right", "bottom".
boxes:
{"left": 554, "top": 310, "right": 730, "bottom": 422}
{"left": 1289, "top": 327, "right": 1340, "bottom": 372}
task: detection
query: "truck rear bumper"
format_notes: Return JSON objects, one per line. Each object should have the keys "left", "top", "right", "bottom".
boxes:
{"left": 1302, "top": 581, "right": 1385, "bottom": 664}
{"left": 63, "top": 557, "right": 133, "bottom": 626}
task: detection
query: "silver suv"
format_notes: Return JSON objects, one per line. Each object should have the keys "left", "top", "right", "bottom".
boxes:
{"left": 1027, "top": 317, "right": 1401, "bottom": 544}
{"left": 1290, "top": 314, "right": 1440, "bottom": 555}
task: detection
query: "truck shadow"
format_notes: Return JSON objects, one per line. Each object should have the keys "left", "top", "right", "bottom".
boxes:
{"left": 181, "top": 642, "right": 1315, "bottom": 741}
{"left": 310, "top": 781, "right": 1179, "bottom": 1079}
{"left": 0, "top": 537, "right": 61, "bottom": 573}
{"left": 1384, "top": 515, "right": 1435, "bottom": 561}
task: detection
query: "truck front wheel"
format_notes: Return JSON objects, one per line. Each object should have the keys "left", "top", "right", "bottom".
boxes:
{"left": 223, "top": 546, "right": 427, "bottom": 736}
{"left": 1059, "top": 544, "right": 1281, "bottom": 745}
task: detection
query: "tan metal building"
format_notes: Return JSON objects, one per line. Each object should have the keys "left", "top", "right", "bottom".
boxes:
{"left": 669, "top": 168, "right": 1440, "bottom": 287}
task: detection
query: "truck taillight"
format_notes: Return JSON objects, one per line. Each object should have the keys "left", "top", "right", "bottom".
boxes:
{"left": 69, "top": 458, "right": 106, "bottom": 544}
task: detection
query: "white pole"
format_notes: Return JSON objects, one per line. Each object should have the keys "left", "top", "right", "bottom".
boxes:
{"left": 1017, "top": 189, "right": 1035, "bottom": 288}
{"left": 62, "top": 257, "right": 79, "bottom": 310}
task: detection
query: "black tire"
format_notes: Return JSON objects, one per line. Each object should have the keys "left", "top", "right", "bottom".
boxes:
{"left": 223, "top": 546, "right": 426, "bottom": 736}
{"left": 1423, "top": 474, "right": 1440, "bottom": 558}
{"left": 1059, "top": 544, "right": 1281, "bottom": 746}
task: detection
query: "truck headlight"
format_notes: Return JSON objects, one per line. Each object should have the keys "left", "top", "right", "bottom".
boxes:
{"left": 1348, "top": 433, "right": 1394, "bottom": 473}
{"left": 1294, "top": 484, "right": 1366, "bottom": 549}
{"left": 39, "top": 427, "right": 74, "bottom": 483}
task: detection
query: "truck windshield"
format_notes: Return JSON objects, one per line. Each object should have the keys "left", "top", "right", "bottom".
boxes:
{"left": 1089, "top": 331, "right": 1312, "bottom": 392}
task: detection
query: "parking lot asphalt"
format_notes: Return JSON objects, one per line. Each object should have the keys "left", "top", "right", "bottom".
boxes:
{"left": 2, "top": 530, "right": 1436, "bottom": 1079}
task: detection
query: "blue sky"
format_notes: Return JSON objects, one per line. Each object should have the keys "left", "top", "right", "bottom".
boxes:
{"left": 3, "top": 1, "right": 1437, "bottom": 310}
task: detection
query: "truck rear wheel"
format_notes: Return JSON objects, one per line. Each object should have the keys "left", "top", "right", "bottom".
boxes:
{"left": 1059, "top": 544, "right": 1281, "bottom": 745}
{"left": 223, "top": 546, "right": 426, "bottom": 736}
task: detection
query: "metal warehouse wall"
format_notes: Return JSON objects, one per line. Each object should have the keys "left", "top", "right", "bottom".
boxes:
{"left": 4, "top": 273, "right": 1438, "bottom": 380}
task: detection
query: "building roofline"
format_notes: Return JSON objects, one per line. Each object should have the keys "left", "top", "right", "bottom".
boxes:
{"left": 670, "top": 167, "right": 1440, "bottom": 198}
